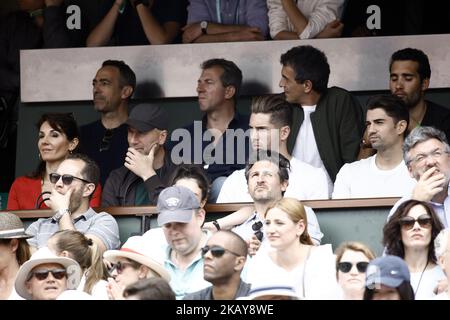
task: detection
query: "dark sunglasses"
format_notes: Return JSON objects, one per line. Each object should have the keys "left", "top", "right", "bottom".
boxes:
{"left": 108, "top": 261, "right": 136, "bottom": 275}
{"left": 49, "top": 173, "right": 92, "bottom": 185}
{"left": 99, "top": 129, "right": 114, "bottom": 152}
{"left": 201, "top": 245, "right": 241, "bottom": 258}
{"left": 399, "top": 214, "right": 432, "bottom": 230}
{"left": 252, "top": 221, "right": 264, "bottom": 241}
{"left": 28, "top": 268, "right": 67, "bottom": 281}
{"left": 338, "top": 262, "right": 369, "bottom": 273}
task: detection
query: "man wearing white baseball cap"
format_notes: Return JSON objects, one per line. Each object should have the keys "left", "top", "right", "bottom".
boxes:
{"left": 143, "top": 185, "right": 211, "bottom": 299}
{"left": 14, "top": 247, "right": 82, "bottom": 300}
{"left": 103, "top": 235, "right": 170, "bottom": 300}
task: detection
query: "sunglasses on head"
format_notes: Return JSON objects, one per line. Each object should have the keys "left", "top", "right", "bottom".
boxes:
{"left": 252, "top": 221, "right": 264, "bottom": 241}
{"left": 201, "top": 245, "right": 241, "bottom": 258}
{"left": 108, "top": 261, "right": 136, "bottom": 275}
{"left": 28, "top": 268, "right": 67, "bottom": 281}
{"left": 399, "top": 214, "right": 432, "bottom": 230}
{"left": 338, "top": 262, "right": 369, "bottom": 273}
{"left": 49, "top": 173, "right": 91, "bottom": 185}
{"left": 99, "top": 129, "right": 114, "bottom": 152}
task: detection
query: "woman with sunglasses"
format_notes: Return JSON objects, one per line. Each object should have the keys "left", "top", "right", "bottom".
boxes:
{"left": 103, "top": 236, "right": 170, "bottom": 300}
{"left": 244, "top": 198, "right": 339, "bottom": 299}
{"left": 47, "top": 230, "right": 109, "bottom": 299}
{"left": 383, "top": 199, "right": 445, "bottom": 299}
{"left": 7, "top": 113, "right": 102, "bottom": 210}
{"left": 334, "top": 241, "right": 375, "bottom": 300}
{"left": 0, "top": 213, "right": 32, "bottom": 300}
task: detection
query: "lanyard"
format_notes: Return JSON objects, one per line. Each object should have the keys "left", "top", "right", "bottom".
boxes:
{"left": 215, "top": 0, "right": 240, "bottom": 24}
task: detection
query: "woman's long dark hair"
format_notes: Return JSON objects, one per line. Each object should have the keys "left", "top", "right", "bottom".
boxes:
{"left": 383, "top": 199, "right": 444, "bottom": 264}
{"left": 363, "top": 281, "right": 415, "bottom": 300}
{"left": 28, "top": 113, "right": 79, "bottom": 179}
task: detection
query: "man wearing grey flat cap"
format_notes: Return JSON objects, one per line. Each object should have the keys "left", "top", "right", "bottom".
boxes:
{"left": 102, "top": 103, "right": 177, "bottom": 206}
{"left": 143, "top": 185, "right": 211, "bottom": 299}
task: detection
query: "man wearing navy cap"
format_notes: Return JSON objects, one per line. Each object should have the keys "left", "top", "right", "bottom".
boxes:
{"left": 102, "top": 103, "right": 177, "bottom": 206}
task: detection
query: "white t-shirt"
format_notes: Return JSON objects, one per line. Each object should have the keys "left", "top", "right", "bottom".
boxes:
{"left": 411, "top": 265, "right": 446, "bottom": 300}
{"left": 77, "top": 273, "right": 109, "bottom": 300}
{"left": 292, "top": 105, "right": 333, "bottom": 192}
{"left": 217, "top": 157, "right": 329, "bottom": 203}
{"left": 332, "top": 155, "right": 416, "bottom": 199}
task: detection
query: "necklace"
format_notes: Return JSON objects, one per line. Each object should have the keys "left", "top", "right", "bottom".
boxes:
{"left": 413, "top": 259, "right": 429, "bottom": 297}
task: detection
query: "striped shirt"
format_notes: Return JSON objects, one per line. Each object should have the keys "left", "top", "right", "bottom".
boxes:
{"left": 26, "top": 208, "right": 120, "bottom": 250}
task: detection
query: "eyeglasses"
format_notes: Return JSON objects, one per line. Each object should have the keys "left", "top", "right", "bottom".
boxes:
{"left": 27, "top": 268, "right": 67, "bottom": 281}
{"left": 399, "top": 214, "right": 432, "bottom": 230}
{"left": 338, "top": 262, "right": 369, "bottom": 273}
{"left": 108, "top": 261, "right": 136, "bottom": 275}
{"left": 252, "top": 221, "right": 263, "bottom": 241}
{"left": 49, "top": 173, "right": 92, "bottom": 185}
{"left": 408, "top": 148, "right": 449, "bottom": 165}
{"left": 201, "top": 245, "right": 241, "bottom": 258}
{"left": 99, "top": 129, "right": 114, "bottom": 152}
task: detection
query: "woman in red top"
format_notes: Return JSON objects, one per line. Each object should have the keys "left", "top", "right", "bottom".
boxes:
{"left": 7, "top": 113, "right": 101, "bottom": 210}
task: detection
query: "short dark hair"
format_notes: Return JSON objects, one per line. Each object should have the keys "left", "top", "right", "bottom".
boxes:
{"left": 201, "top": 58, "right": 243, "bottom": 99}
{"left": 245, "top": 150, "right": 290, "bottom": 185}
{"left": 251, "top": 94, "right": 293, "bottom": 128}
{"left": 102, "top": 60, "right": 136, "bottom": 91}
{"left": 216, "top": 230, "right": 248, "bottom": 257}
{"left": 389, "top": 48, "right": 431, "bottom": 82}
{"left": 383, "top": 199, "right": 444, "bottom": 264}
{"left": 170, "top": 165, "right": 210, "bottom": 202}
{"left": 66, "top": 153, "right": 100, "bottom": 197}
{"left": 123, "top": 278, "right": 176, "bottom": 300}
{"left": 280, "top": 45, "right": 330, "bottom": 94}
{"left": 366, "top": 94, "right": 410, "bottom": 137}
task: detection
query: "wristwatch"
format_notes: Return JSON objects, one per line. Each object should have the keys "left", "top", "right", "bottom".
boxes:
{"left": 200, "top": 21, "right": 208, "bottom": 35}
{"left": 52, "top": 208, "right": 71, "bottom": 222}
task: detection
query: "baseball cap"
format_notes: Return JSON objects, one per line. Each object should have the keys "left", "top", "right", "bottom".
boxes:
{"left": 126, "top": 103, "right": 169, "bottom": 132}
{"left": 157, "top": 186, "right": 201, "bottom": 226}
{"left": 365, "top": 255, "right": 410, "bottom": 289}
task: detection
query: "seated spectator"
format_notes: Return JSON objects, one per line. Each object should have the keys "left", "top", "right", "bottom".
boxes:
{"left": 333, "top": 95, "right": 416, "bottom": 198}
{"left": 0, "top": 213, "right": 32, "bottom": 300}
{"left": 434, "top": 228, "right": 450, "bottom": 300}
{"left": 123, "top": 277, "right": 175, "bottom": 300}
{"left": 184, "top": 231, "right": 250, "bottom": 300}
{"left": 47, "top": 230, "right": 109, "bottom": 299}
{"left": 217, "top": 94, "right": 329, "bottom": 202}
{"left": 26, "top": 153, "right": 120, "bottom": 252}
{"left": 103, "top": 235, "right": 170, "bottom": 300}
{"left": 142, "top": 186, "right": 211, "bottom": 299}
{"left": 244, "top": 197, "right": 339, "bottom": 299}
{"left": 267, "top": 0, "right": 344, "bottom": 40}
{"left": 384, "top": 199, "right": 445, "bottom": 299}
{"left": 170, "top": 165, "right": 210, "bottom": 208}
{"left": 364, "top": 255, "right": 414, "bottom": 300}
{"left": 86, "top": 0, "right": 187, "bottom": 46}
{"left": 14, "top": 247, "right": 82, "bottom": 300}
{"left": 102, "top": 103, "right": 177, "bottom": 206}
{"left": 169, "top": 59, "right": 250, "bottom": 202}
{"left": 182, "top": 0, "right": 268, "bottom": 43}
{"left": 334, "top": 241, "right": 375, "bottom": 300}
{"left": 7, "top": 113, "right": 102, "bottom": 210}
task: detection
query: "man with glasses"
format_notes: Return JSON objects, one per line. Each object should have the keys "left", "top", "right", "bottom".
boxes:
{"left": 102, "top": 103, "right": 177, "bottom": 206}
{"left": 184, "top": 230, "right": 250, "bottom": 300}
{"left": 26, "top": 153, "right": 120, "bottom": 252}
{"left": 388, "top": 126, "right": 450, "bottom": 227}
{"left": 80, "top": 60, "right": 136, "bottom": 186}
{"left": 142, "top": 185, "right": 211, "bottom": 299}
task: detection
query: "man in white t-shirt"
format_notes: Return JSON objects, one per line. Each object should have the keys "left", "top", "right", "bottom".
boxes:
{"left": 217, "top": 94, "right": 329, "bottom": 202}
{"left": 333, "top": 94, "right": 416, "bottom": 198}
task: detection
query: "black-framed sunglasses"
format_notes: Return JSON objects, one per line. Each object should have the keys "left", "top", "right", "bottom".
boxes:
{"left": 201, "top": 245, "right": 241, "bottom": 258}
{"left": 252, "top": 221, "right": 264, "bottom": 241}
{"left": 49, "top": 173, "right": 92, "bottom": 185}
{"left": 99, "top": 129, "right": 114, "bottom": 152}
{"left": 338, "top": 262, "right": 369, "bottom": 273}
{"left": 27, "top": 268, "right": 67, "bottom": 281}
{"left": 399, "top": 214, "right": 432, "bottom": 230}
{"left": 108, "top": 261, "right": 136, "bottom": 275}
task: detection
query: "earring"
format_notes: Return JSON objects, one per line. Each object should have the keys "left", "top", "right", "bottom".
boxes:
{"left": 38, "top": 153, "right": 41, "bottom": 160}
{"left": 68, "top": 149, "right": 73, "bottom": 154}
